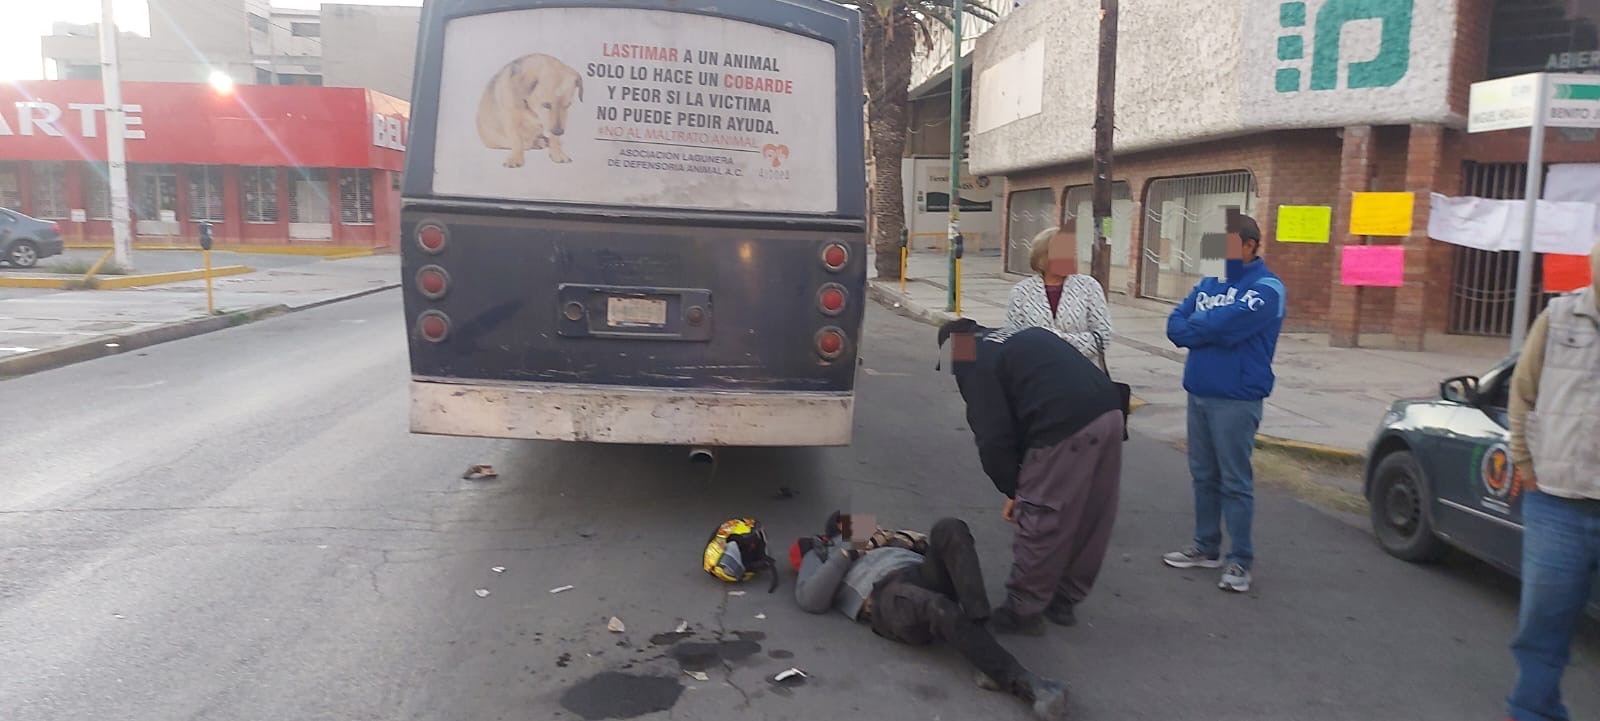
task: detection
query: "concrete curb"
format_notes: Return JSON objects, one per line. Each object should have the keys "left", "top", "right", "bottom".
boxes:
{"left": 64, "top": 243, "right": 380, "bottom": 257}
{"left": 867, "top": 280, "right": 959, "bottom": 327}
{"left": 1254, "top": 434, "right": 1366, "bottom": 463}
{"left": 0, "top": 283, "right": 401, "bottom": 380}
{"left": 0, "top": 265, "right": 254, "bottom": 290}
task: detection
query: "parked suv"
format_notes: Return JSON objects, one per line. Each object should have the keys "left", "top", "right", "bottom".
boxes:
{"left": 0, "top": 208, "right": 65, "bottom": 268}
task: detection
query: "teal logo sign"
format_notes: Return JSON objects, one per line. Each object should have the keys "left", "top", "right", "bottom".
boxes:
{"left": 1275, "top": 0, "right": 1413, "bottom": 93}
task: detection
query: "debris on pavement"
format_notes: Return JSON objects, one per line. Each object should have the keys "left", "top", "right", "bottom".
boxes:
{"left": 774, "top": 486, "right": 798, "bottom": 500}
{"left": 727, "top": 590, "right": 746, "bottom": 597}
{"left": 491, "top": 566, "right": 506, "bottom": 574}
{"left": 462, "top": 464, "right": 498, "bottom": 480}
{"left": 684, "top": 670, "right": 711, "bottom": 682}
{"left": 608, "top": 616, "right": 626, "bottom": 633}
{"left": 474, "top": 589, "right": 491, "bottom": 598}
{"left": 578, "top": 529, "right": 596, "bottom": 538}
{"left": 550, "top": 585, "right": 575, "bottom": 594}
{"left": 755, "top": 613, "right": 767, "bottom": 620}
{"left": 674, "top": 620, "right": 689, "bottom": 633}
{"left": 773, "top": 668, "right": 808, "bottom": 683}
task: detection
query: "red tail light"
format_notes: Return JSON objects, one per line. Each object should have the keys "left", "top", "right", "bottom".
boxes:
{"left": 815, "top": 326, "right": 846, "bottom": 360}
{"left": 821, "top": 243, "right": 848, "bottom": 272}
{"left": 416, "top": 265, "right": 449, "bottom": 300}
{"left": 817, "top": 283, "right": 846, "bottom": 316}
{"left": 50, "top": 222, "right": 62, "bottom": 235}
{"left": 417, "top": 222, "right": 447, "bottom": 254}
{"left": 417, "top": 310, "right": 450, "bottom": 342}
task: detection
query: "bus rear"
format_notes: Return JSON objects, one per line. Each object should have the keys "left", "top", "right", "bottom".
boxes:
{"left": 400, "top": 0, "right": 866, "bottom": 446}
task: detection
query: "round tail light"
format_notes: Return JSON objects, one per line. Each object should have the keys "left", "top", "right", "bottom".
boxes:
{"left": 417, "top": 310, "right": 450, "bottom": 342}
{"left": 417, "top": 223, "right": 447, "bottom": 254}
{"left": 821, "top": 243, "right": 848, "bottom": 272}
{"left": 817, "top": 283, "right": 846, "bottom": 316}
{"left": 416, "top": 265, "right": 449, "bottom": 300}
{"left": 815, "top": 326, "right": 846, "bottom": 360}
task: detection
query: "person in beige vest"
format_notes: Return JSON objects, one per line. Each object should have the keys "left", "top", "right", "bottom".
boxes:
{"left": 1504, "top": 241, "right": 1600, "bottom": 721}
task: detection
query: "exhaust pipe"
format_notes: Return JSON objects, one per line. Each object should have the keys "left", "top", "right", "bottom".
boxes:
{"left": 688, "top": 447, "right": 716, "bottom": 464}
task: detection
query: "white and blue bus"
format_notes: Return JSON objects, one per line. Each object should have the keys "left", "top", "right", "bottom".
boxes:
{"left": 401, "top": 0, "right": 867, "bottom": 446}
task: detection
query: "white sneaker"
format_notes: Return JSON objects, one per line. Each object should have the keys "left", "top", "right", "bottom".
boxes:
{"left": 1162, "top": 545, "right": 1224, "bottom": 569}
{"left": 1218, "top": 563, "right": 1251, "bottom": 593}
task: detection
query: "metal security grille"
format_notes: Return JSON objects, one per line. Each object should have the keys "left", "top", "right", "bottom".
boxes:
{"left": 1449, "top": 162, "right": 1553, "bottom": 337}
{"left": 1140, "top": 171, "right": 1257, "bottom": 301}
{"left": 338, "top": 169, "right": 374, "bottom": 224}
{"left": 31, "top": 161, "right": 69, "bottom": 219}
{"left": 242, "top": 167, "right": 279, "bottom": 223}
{"left": 289, "top": 168, "right": 330, "bottom": 224}
{"left": 83, "top": 163, "right": 111, "bottom": 219}
{"left": 0, "top": 163, "right": 20, "bottom": 210}
{"left": 1062, "top": 182, "right": 1134, "bottom": 292}
{"left": 188, "top": 165, "right": 225, "bottom": 221}
{"left": 1006, "top": 188, "right": 1056, "bottom": 274}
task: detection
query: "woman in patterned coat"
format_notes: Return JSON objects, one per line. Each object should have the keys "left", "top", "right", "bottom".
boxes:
{"left": 1005, "top": 228, "right": 1114, "bottom": 364}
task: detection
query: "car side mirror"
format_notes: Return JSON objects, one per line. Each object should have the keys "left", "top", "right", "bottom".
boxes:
{"left": 1441, "top": 375, "right": 1479, "bottom": 404}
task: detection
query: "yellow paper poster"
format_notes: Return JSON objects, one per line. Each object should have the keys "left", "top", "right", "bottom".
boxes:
{"left": 1276, "top": 205, "right": 1332, "bottom": 243}
{"left": 1350, "top": 192, "right": 1415, "bottom": 237}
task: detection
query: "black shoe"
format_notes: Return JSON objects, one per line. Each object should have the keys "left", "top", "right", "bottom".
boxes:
{"left": 1043, "top": 597, "right": 1077, "bottom": 627}
{"left": 1012, "top": 672, "right": 1069, "bottom": 720}
{"left": 989, "top": 606, "right": 1047, "bottom": 637}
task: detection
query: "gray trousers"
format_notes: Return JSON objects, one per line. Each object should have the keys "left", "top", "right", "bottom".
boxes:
{"left": 1005, "top": 409, "right": 1123, "bottom": 616}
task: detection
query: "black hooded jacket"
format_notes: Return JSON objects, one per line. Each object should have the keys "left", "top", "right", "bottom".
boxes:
{"left": 952, "top": 326, "right": 1122, "bottom": 498}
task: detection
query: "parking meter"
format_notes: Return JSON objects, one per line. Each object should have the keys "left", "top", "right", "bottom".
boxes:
{"left": 199, "top": 222, "right": 214, "bottom": 251}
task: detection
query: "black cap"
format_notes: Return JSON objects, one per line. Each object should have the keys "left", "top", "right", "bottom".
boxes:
{"left": 937, "top": 318, "right": 982, "bottom": 348}
{"left": 1238, "top": 215, "right": 1261, "bottom": 243}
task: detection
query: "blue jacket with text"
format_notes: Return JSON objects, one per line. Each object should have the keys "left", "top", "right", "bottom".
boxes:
{"left": 1165, "top": 258, "right": 1286, "bottom": 401}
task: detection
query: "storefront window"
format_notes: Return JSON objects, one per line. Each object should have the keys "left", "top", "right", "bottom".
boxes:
{"left": 1139, "top": 171, "right": 1257, "bottom": 302}
{"left": 242, "top": 167, "right": 279, "bottom": 223}
{"left": 289, "top": 168, "right": 331, "bottom": 224}
{"left": 0, "top": 162, "right": 20, "bottom": 210}
{"left": 188, "top": 165, "right": 225, "bottom": 221}
{"left": 1062, "top": 182, "right": 1134, "bottom": 292}
{"left": 339, "top": 169, "right": 375, "bottom": 224}
{"left": 31, "top": 161, "right": 69, "bottom": 219}
{"left": 83, "top": 163, "right": 111, "bottom": 219}
{"left": 1005, "top": 188, "right": 1056, "bottom": 275}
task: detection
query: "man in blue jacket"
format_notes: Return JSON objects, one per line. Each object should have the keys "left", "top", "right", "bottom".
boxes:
{"left": 1160, "top": 214, "right": 1285, "bottom": 593}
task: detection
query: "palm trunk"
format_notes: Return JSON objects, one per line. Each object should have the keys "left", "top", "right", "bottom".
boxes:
{"left": 862, "top": 10, "right": 915, "bottom": 281}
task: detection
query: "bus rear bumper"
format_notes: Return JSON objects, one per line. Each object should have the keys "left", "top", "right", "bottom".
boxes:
{"left": 409, "top": 380, "right": 854, "bottom": 446}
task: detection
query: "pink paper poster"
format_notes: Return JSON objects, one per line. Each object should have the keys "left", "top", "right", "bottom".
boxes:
{"left": 1340, "top": 245, "right": 1404, "bottom": 287}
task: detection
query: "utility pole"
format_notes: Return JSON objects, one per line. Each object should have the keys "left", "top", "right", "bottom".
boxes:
{"left": 1509, "top": 75, "right": 1549, "bottom": 352}
{"left": 945, "top": 0, "right": 964, "bottom": 313}
{"left": 1090, "top": 0, "right": 1118, "bottom": 293}
{"left": 99, "top": 0, "right": 133, "bottom": 270}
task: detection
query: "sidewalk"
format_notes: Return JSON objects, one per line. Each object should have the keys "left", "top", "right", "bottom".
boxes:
{"left": 871, "top": 251, "right": 1510, "bottom": 458}
{"left": 0, "top": 255, "right": 399, "bottom": 377}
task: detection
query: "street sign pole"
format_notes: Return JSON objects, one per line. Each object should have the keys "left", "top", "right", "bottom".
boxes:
{"left": 1510, "top": 75, "right": 1548, "bottom": 353}
{"left": 945, "top": 0, "right": 964, "bottom": 313}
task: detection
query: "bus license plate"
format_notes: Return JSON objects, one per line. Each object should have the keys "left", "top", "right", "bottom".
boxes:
{"left": 606, "top": 296, "right": 667, "bottom": 328}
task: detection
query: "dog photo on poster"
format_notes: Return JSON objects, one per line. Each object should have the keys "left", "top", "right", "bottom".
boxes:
{"left": 433, "top": 7, "right": 840, "bottom": 214}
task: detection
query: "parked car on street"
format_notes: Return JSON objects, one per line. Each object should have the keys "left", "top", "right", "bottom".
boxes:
{"left": 1364, "top": 353, "right": 1600, "bottom": 611}
{"left": 0, "top": 208, "right": 65, "bottom": 268}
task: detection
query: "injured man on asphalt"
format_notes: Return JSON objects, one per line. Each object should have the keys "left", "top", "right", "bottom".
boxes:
{"left": 791, "top": 513, "right": 1068, "bottom": 720}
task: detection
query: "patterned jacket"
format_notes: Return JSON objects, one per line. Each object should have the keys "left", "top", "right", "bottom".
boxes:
{"left": 1005, "top": 274, "right": 1114, "bottom": 364}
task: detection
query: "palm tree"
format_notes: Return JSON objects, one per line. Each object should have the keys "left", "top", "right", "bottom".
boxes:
{"left": 835, "top": 0, "right": 1002, "bottom": 279}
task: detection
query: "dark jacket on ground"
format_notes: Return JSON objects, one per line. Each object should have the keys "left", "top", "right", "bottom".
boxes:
{"left": 952, "top": 326, "right": 1123, "bottom": 499}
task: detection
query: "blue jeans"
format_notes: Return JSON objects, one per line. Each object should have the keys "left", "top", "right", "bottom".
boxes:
{"left": 1186, "top": 394, "right": 1262, "bottom": 569}
{"left": 1508, "top": 491, "right": 1600, "bottom": 721}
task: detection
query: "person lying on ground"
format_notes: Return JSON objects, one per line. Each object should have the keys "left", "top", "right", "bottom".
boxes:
{"left": 791, "top": 513, "right": 1068, "bottom": 720}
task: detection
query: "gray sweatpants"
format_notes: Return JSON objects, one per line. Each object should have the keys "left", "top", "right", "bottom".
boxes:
{"left": 1005, "top": 409, "right": 1123, "bottom": 616}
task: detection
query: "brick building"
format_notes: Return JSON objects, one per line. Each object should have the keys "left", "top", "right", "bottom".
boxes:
{"left": 0, "top": 80, "right": 408, "bottom": 250}
{"left": 970, "top": 0, "right": 1600, "bottom": 347}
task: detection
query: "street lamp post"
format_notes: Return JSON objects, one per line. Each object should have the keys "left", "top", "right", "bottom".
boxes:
{"left": 945, "top": 0, "right": 964, "bottom": 314}
{"left": 99, "top": 0, "right": 134, "bottom": 271}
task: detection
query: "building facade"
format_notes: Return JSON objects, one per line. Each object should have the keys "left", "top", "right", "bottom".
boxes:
{"left": 41, "top": 0, "right": 420, "bottom": 100}
{"left": 971, "top": 0, "right": 1600, "bottom": 346}
{"left": 0, "top": 80, "right": 408, "bottom": 250}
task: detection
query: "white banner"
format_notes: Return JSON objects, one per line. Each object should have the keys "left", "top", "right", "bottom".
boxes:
{"left": 433, "top": 7, "right": 839, "bottom": 213}
{"left": 1545, "top": 163, "right": 1600, "bottom": 203}
{"left": 1428, "top": 193, "right": 1598, "bottom": 255}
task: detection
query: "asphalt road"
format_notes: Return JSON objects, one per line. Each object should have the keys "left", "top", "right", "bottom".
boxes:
{"left": 1, "top": 293, "right": 1594, "bottom": 721}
